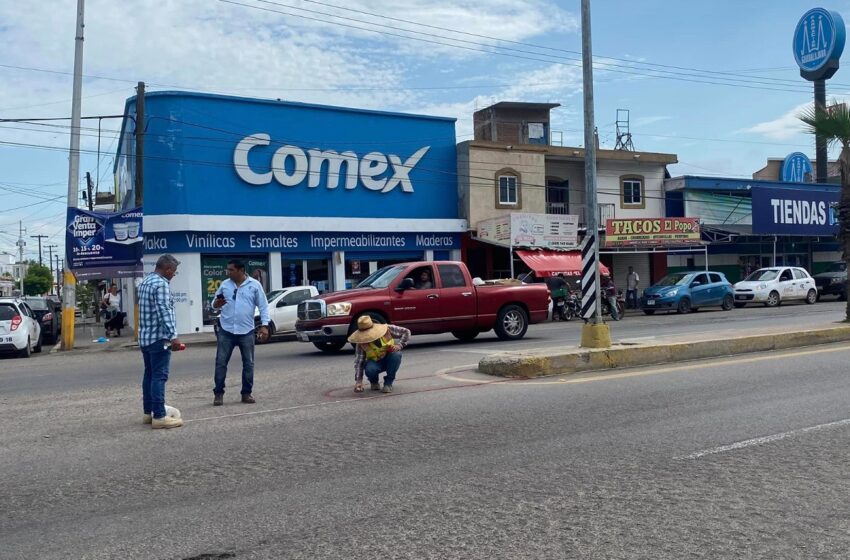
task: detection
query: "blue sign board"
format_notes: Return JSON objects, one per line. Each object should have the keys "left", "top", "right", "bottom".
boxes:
{"left": 780, "top": 152, "right": 813, "bottom": 182}
{"left": 66, "top": 207, "right": 144, "bottom": 279}
{"left": 793, "top": 8, "right": 845, "bottom": 79}
{"left": 752, "top": 186, "right": 838, "bottom": 236}
{"left": 119, "top": 92, "right": 459, "bottom": 221}
{"left": 143, "top": 231, "right": 461, "bottom": 255}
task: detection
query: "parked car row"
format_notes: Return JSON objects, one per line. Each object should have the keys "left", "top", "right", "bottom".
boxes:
{"left": 638, "top": 264, "right": 840, "bottom": 315}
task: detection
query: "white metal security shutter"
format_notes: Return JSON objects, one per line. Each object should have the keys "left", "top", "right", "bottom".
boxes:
{"left": 611, "top": 253, "right": 651, "bottom": 291}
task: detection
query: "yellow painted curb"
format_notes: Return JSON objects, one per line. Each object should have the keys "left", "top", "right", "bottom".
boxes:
{"left": 478, "top": 325, "right": 850, "bottom": 378}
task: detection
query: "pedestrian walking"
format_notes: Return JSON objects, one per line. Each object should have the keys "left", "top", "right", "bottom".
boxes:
{"left": 601, "top": 273, "right": 621, "bottom": 321}
{"left": 138, "top": 254, "right": 183, "bottom": 429}
{"left": 211, "top": 259, "right": 270, "bottom": 406}
{"left": 348, "top": 316, "right": 411, "bottom": 394}
{"left": 102, "top": 283, "right": 125, "bottom": 336}
{"left": 626, "top": 266, "right": 640, "bottom": 309}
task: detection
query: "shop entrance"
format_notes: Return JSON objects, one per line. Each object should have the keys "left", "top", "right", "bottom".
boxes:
{"left": 282, "top": 258, "right": 331, "bottom": 294}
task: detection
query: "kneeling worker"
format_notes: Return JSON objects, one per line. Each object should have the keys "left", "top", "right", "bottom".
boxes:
{"left": 348, "top": 316, "right": 411, "bottom": 394}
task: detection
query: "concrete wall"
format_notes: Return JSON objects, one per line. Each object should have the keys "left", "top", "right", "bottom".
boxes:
{"left": 464, "top": 144, "right": 547, "bottom": 227}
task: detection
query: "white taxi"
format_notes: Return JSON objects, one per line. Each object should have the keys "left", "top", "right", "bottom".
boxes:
{"left": 0, "top": 298, "right": 43, "bottom": 358}
{"left": 733, "top": 267, "right": 817, "bottom": 308}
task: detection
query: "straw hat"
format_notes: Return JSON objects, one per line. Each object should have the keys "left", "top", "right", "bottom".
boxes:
{"left": 347, "top": 315, "right": 389, "bottom": 344}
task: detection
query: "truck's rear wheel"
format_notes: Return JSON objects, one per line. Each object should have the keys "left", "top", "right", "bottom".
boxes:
{"left": 494, "top": 304, "right": 528, "bottom": 341}
{"left": 451, "top": 330, "right": 479, "bottom": 342}
{"left": 313, "top": 341, "right": 345, "bottom": 353}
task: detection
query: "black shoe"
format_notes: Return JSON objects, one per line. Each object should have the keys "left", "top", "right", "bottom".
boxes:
{"left": 241, "top": 394, "right": 256, "bottom": 404}
{"left": 213, "top": 393, "right": 223, "bottom": 406}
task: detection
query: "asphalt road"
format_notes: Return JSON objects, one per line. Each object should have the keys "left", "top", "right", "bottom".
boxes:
{"left": 1, "top": 301, "right": 849, "bottom": 559}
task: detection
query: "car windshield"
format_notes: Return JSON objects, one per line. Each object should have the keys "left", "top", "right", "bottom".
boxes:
{"left": 0, "top": 303, "right": 17, "bottom": 320}
{"left": 828, "top": 262, "right": 847, "bottom": 272}
{"left": 357, "top": 265, "right": 406, "bottom": 288}
{"left": 266, "top": 290, "right": 284, "bottom": 301}
{"left": 22, "top": 298, "right": 48, "bottom": 310}
{"left": 655, "top": 273, "right": 691, "bottom": 287}
{"left": 745, "top": 269, "right": 780, "bottom": 282}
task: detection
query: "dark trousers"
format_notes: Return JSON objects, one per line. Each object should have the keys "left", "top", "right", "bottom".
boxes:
{"left": 364, "top": 352, "right": 402, "bottom": 386}
{"left": 141, "top": 341, "right": 171, "bottom": 418}
{"left": 214, "top": 329, "right": 255, "bottom": 395}
{"left": 626, "top": 290, "right": 638, "bottom": 309}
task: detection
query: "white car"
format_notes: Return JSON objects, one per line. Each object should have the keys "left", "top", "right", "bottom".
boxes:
{"left": 254, "top": 286, "right": 319, "bottom": 343}
{"left": 733, "top": 267, "right": 817, "bottom": 308}
{"left": 0, "top": 298, "right": 43, "bottom": 358}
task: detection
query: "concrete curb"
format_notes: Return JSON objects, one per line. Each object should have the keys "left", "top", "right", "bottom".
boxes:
{"left": 478, "top": 325, "right": 850, "bottom": 378}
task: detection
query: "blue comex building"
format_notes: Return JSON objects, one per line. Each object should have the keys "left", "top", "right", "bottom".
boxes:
{"left": 664, "top": 175, "right": 840, "bottom": 283}
{"left": 115, "top": 91, "right": 466, "bottom": 334}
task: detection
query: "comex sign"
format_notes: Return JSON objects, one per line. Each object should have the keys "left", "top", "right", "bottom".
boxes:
{"left": 233, "top": 134, "right": 430, "bottom": 193}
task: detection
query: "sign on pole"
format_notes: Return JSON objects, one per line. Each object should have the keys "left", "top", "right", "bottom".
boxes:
{"left": 793, "top": 8, "right": 846, "bottom": 80}
{"left": 65, "top": 207, "right": 144, "bottom": 280}
{"left": 780, "top": 152, "right": 813, "bottom": 183}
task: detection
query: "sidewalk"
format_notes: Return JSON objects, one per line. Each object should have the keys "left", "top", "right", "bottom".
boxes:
{"left": 51, "top": 318, "right": 218, "bottom": 354}
{"left": 479, "top": 321, "right": 850, "bottom": 378}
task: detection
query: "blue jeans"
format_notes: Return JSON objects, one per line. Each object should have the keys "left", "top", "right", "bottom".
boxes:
{"left": 214, "top": 329, "right": 255, "bottom": 395}
{"left": 142, "top": 341, "right": 171, "bottom": 419}
{"left": 365, "top": 351, "right": 402, "bottom": 386}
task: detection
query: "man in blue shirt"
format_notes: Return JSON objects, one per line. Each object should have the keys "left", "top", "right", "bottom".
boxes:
{"left": 138, "top": 254, "right": 183, "bottom": 429}
{"left": 211, "top": 259, "right": 270, "bottom": 406}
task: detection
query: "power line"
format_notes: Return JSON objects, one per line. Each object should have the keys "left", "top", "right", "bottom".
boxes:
{"left": 218, "top": 0, "right": 841, "bottom": 96}
{"left": 292, "top": 0, "right": 839, "bottom": 89}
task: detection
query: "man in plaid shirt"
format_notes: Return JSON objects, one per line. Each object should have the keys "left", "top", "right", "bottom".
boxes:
{"left": 138, "top": 254, "right": 183, "bottom": 429}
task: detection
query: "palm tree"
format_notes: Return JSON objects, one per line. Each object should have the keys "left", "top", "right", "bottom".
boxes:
{"left": 799, "top": 102, "right": 850, "bottom": 321}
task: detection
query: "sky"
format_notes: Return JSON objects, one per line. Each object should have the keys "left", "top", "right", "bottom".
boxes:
{"left": 1, "top": 0, "right": 849, "bottom": 262}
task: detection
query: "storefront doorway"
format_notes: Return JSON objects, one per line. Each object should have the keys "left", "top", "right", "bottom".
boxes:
{"left": 282, "top": 258, "right": 331, "bottom": 293}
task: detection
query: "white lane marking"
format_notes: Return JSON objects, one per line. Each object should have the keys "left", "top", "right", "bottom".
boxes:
{"left": 184, "top": 396, "right": 384, "bottom": 423}
{"left": 677, "top": 417, "right": 850, "bottom": 460}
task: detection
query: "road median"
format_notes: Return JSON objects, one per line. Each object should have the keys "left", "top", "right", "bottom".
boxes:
{"left": 478, "top": 323, "right": 850, "bottom": 378}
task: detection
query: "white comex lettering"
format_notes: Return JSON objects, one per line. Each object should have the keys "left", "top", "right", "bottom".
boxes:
{"left": 234, "top": 134, "right": 273, "bottom": 185}
{"left": 233, "top": 134, "right": 430, "bottom": 194}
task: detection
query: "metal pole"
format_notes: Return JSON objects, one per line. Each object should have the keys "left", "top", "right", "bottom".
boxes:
{"left": 509, "top": 245, "right": 514, "bottom": 279}
{"left": 773, "top": 236, "right": 777, "bottom": 267}
{"left": 46, "top": 245, "right": 57, "bottom": 294}
{"left": 133, "top": 82, "right": 145, "bottom": 343}
{"left": 30, "top": 235, "right": 47, "bottom": 265}
{"left": 814, "top": 80, "right": 828, "bottom": 183}
{"left": 62, "top": 0, "right": 85, "bottom": 351}
{"left": 581, "top": 0, "right": 601, "bottom": 324}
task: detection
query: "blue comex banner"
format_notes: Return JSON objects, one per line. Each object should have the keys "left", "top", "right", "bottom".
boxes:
{"left": 143, "top": 231, "right": 460, "bottom": 254}
{"left": 66, "top": 207, "right": 144, "bottom": 279}
{"left": 130, "top": 93, "right": 459, "bottom": 222}
{"left": 751, "top": 187, "right": 838, "bottom": 236}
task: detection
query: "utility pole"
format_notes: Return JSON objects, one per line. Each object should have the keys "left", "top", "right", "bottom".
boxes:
{"left": 85, "top": 172, "right": 94, "bottom": 211}
{"left": 133, "top": 81, "right": 145, "bottom": 343}
{"left": 46, "top": 245, "right": 58, "bottom": 294}
{"left": 62, "top": 0, "right": 85, "bottom": 351}
{"left": 30, "top": 234, "right": 48, "bottom": 265}
{"left": 579, "top": 0, "right": 610, "bottom": 349}
{"left": 16, "top": 221, "right": 26, "bottom": 296}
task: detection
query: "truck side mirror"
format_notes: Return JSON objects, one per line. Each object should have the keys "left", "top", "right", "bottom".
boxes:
{"left": 396, "top": 278, "right": 415, "bottom": 292}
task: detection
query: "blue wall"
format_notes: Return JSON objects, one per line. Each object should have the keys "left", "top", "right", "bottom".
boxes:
{"left": 121, "top": 92, "right": 459, "bottom": 220}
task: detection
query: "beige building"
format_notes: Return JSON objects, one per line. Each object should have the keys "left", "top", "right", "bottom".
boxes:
{"left": 457, "top": 102, "right": 677, "bottom": 286}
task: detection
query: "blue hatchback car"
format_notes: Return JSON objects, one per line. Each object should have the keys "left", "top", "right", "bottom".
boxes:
{"left": 641, "top": 271, "right": 735, "bottom": 315}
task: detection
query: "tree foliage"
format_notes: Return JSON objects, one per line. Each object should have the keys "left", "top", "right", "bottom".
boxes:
{"left": 23, "top": 263, "right": 53, "bottom": 296}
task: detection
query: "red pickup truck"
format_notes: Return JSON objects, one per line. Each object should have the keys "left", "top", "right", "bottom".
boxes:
{"left": 295, "top": 261, "right": 550, "bottom": 352}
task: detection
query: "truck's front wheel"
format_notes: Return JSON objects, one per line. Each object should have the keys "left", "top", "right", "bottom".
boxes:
{"left": 494, "top": 304, "right": 529, "bottom": 341}
{"left": 313, "top": 341, "right": 346, "bottom": 353}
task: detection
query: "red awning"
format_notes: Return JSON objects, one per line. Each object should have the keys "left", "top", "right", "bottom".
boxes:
{"left": 515, "top": 249, "right": 610, "bottom": 278}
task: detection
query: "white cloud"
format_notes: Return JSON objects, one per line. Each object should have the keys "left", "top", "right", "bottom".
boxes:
{"left": 632, "top": 115, "right": 671, "bottom": 127}
{"left": 740, "top": 101, "right": 812, "bottom": 140}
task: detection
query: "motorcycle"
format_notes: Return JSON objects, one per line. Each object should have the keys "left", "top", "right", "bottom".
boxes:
{"left": 551, "top": 288, "right": 579, "bottom": 321}
{"left": 601, "top": 288, "right": 626, "bottom": 321}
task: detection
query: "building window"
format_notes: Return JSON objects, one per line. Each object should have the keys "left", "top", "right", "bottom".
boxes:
{"left": 620, "top": 175, "right": 645, "bottom": 209}
{"left": 494, "top": 168, "right": 522, "bottom": 209}
{"left": 499, "top": 176, "right": 517, "bottom": 205}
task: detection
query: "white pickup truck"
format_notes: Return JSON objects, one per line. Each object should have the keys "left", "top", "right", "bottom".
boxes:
{"left": 252, "top": 285, "right": 319, "bottom": 343}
